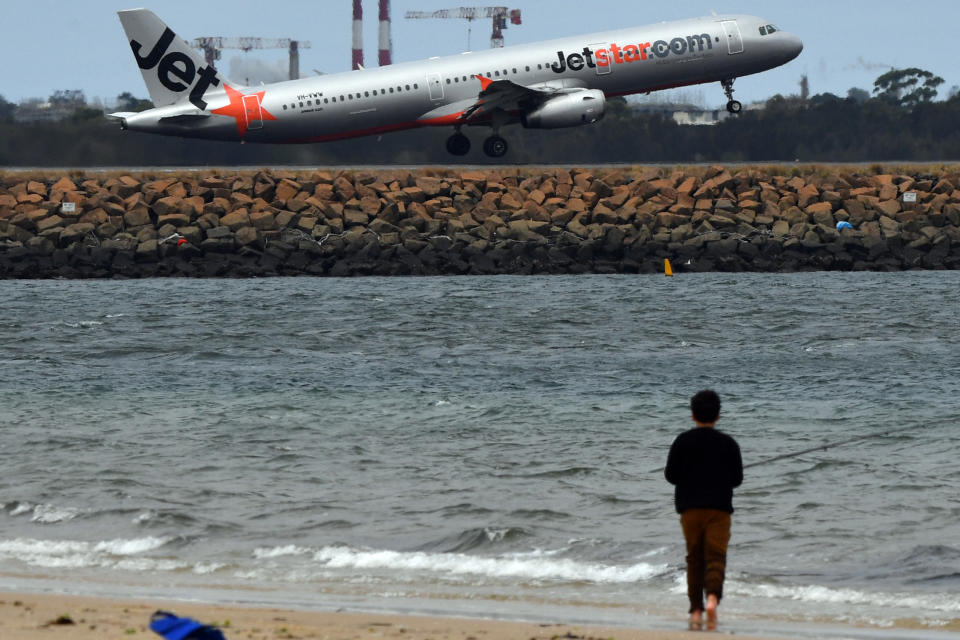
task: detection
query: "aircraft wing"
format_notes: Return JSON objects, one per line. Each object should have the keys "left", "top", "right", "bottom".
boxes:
{"left": 459, "top": 76, "right": 561, "bottom": 123}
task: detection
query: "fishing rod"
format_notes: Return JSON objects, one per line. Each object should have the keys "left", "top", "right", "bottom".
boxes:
{"left": 742, "top": 423, "right": 918, "bottom": 469}
{"left": 651, "top": 424, "right": 917, "bottom": 474}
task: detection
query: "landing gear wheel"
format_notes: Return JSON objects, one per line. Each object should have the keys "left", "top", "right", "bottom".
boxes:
{"left": 446, "top": 132, "right": 471, "bottom": 156}
{"left": 482, "top": 135, "right": 508, "bottom": 158}
{"left": 721, "top": 78, "right": 741, "bottom": 115}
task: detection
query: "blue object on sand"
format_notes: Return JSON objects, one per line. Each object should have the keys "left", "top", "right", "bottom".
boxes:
{"left": 836, "top": 221, "right": 854, "bottom": 231}
{"left": 150, "top": 611, "right": 227, "bottom": 640}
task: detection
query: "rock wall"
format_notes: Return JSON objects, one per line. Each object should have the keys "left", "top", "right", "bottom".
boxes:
{"left": 1, "top": 166, "right": 959, "bottom": 278}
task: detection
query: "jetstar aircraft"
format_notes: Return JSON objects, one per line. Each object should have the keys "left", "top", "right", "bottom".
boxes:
{"left": 111, "top": 9, "right": 802, "bottom": 158}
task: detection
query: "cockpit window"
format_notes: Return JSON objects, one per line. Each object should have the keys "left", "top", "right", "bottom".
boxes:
{"left": 767, "top": 25, "right": 778, "bottom": 34}
{"left": 759, "top": 26, "right": 767, "bottom": 36}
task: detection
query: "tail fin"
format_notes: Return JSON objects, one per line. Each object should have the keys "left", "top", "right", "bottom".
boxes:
{"left": 117, "top": 9, "right": 226, "bottom": 109}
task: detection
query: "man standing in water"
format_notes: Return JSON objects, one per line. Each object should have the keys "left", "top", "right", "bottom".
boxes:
{"left": 665, "top": 390, "right": 743, "bottom": 631}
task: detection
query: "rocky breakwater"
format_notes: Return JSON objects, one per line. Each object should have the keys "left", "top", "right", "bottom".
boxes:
{"left": 1, "top": 167, "right": 959, "bottom": 278}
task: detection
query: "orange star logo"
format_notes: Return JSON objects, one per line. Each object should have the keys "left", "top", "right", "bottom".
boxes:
{"left": 211, "top": 84, "right": 277, "bottom": 137}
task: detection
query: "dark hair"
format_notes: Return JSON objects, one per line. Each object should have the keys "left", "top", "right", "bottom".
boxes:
{"left": 691, "top": 390, "right": 721, "bottom": 423}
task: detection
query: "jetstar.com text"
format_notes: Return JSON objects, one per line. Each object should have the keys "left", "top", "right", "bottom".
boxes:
{"left": 552, "top": 33, "right": 714, "bottom": 73}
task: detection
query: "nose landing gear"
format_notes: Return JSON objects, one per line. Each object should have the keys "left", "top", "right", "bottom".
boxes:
{"left": 722, "top": 78, "right": 742, "bottom": 114}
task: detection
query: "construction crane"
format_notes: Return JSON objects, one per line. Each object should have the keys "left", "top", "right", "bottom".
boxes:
{"left": 404, "top": 7, "right": 522, "bottom": 49}
{"left": 191, "top": 37, "right": 312, "bottom": 81}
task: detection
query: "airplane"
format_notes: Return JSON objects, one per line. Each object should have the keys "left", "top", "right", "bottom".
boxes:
{"left": 110, "top": 9, "right": 802, "bottom": 158}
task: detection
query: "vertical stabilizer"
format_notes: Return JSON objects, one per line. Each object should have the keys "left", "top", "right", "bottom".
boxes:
{"left": 117, "top": 9, "right": 225, "bottom": 109}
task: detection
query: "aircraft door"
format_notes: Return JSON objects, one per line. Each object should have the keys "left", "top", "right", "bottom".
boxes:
{"left": 591, "top": 43, "right": 611, "bottom": 75}
{"left": 243, "top": 94, "right": 264, "bottom": 130}
{"left": 721, "top": 20, "right": 744, "bottom": 55}
{"left": 427, "top": 73, "right": 444, "bottom": 101}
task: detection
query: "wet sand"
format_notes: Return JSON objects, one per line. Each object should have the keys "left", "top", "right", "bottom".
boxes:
{"left": 0, "top": 590, "right": 766, "bottom": 640}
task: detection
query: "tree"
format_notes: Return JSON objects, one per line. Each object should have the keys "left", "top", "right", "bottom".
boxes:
{"left": 116, "top": 91, "right": 154, "bottom": 112}
{"left": 49, "top": 89, "right": 86, "bottom": 106}
{"left": 0, "top": 94, "right": 14, "bottom": 123}
{"left": 873, "top": 68, "right": 945, "bottom": 108}
{"left": 846, "top": 88, "right": 870, "bottom": 104}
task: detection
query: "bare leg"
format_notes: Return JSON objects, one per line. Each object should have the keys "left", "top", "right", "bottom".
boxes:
{"left": 705, "top": 593, "right": 719, "bottom": 631}
{"left": 689, "top": 609, "right": 703, "bottom": 631}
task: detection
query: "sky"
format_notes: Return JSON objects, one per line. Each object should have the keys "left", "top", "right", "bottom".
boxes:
{"left": 2, "top": 0, "right": 958, "bottom": 109}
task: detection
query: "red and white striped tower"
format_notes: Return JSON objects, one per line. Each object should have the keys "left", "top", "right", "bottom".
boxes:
{"left": 378, "top": 0, "right": 392, "bottom": 66}
{"left": 352, "top": 0, "right": 364, "bottom": 70}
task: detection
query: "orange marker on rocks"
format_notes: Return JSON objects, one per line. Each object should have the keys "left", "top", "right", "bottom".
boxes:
{"left": 665, "top": 259, "right": 674, "bottom": 277}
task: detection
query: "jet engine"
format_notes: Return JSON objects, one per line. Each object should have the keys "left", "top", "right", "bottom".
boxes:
{"left": 521, "top": 89, "right": 606, "bottom": 129}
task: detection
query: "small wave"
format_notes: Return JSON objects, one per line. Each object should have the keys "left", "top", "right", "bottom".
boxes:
{"left": 497, "top": 466, "right": 597, "bottom": 479}
{"left": 253, "top": 545, "right": 313, "bottom": 559}
{"left": 417, "top": 526, "right": 531, "bottom": 553}
{"left": 733, "top": 580, "right": 960, "bottom": 614}
{"left": 0, "top": 536, "right": 175, "bottom": 571}
{"left": 8, "top": 502, "right": 81, "bottom": 524}
{"left": 61, "top": 320, "right": 103, "bottom": 329}
{"left": 312, "top": 545, "right": 668, "bottom": 584}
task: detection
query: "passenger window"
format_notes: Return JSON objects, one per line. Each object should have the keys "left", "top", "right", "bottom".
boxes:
{"left": 414, "top": 83, "right": 419, "bottom": 89}
{"left": 282, "top": 104, "right": 287, "bottom": 110}
{"left": 525, "top": 65, "right": 530, "bottom": 72}
{"left": 405, "top": 84, "right": 410, "bottom": 90}
{"left": 299, "top": 101, "right": 303, "bottom": 107}
{"left": 495, "top": 70, "right": 500, "bottom": 77}
{"left": 446, "top": 78, "right": 451, "bottom": 84}
{"left": 364, "top": 91, "right": 369, "bottom": 97}
{"left": 373, "top": 90, "right": 377, "bottom": 95}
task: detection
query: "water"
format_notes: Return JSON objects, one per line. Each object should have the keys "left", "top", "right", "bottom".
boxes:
{"left": 0, "top": 274, "right": 958, "bottom": 633}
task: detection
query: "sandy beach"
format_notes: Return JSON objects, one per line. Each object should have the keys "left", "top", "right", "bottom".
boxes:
{"left": 0, "top": 590, "right": 747, "bottom": 640}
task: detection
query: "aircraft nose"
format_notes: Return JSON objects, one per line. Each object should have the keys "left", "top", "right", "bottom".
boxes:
{"left": 781, "top": 32, "right": 803, "bottom": 62}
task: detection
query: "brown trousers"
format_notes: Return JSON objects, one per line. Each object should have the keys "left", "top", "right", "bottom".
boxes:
{"left": 680, "top": 508, "right": 732, "bottom": 613}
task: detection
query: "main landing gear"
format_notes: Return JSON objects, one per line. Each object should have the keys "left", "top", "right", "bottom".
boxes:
{"left": 722, "top": 78, "right": 743, "bottom": 114}
{"left": 445, "top": 128, "right": 509, "bottom": 158}
{"left": 446, "top": 131, "right": 471, "bottom": 156}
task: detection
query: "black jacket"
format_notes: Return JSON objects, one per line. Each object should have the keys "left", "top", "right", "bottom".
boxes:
{"left": 665, "top": 427, "right": 743, "bottom": 514}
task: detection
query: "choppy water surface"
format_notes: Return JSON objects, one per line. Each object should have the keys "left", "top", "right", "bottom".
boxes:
{"left": 0, "top": 274, "right": 958, "bottom": 633}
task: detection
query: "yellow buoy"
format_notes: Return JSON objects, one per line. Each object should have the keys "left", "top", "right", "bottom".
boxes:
{"left": 664, "top": 259, "right": 674, "bottom": 277}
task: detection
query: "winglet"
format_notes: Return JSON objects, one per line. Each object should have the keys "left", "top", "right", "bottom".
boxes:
{"left": 475, "top": 74, "right": 494, "bottom": 91}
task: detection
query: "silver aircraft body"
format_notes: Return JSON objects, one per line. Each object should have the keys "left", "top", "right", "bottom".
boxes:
{"left": 112, "top": 9, "right": 802, "bottom": 157}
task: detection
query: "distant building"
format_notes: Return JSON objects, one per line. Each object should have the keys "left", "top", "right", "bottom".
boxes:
{"left": 630, "top": 99, "right": 763, "bottom": 126}
{"left": 14, "top": 100, "right": 77, "bottom": 123}
{"left": 15, "top": 90, "right": 91, "bottom": 123}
